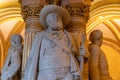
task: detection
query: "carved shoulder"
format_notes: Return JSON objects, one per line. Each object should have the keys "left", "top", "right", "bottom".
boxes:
{"left": 89, "top": 44, "right": 100, "bottom": 57}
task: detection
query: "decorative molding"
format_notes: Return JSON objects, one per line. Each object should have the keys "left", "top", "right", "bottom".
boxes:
{"left": 0, "top": 30, "right": 5, "bottom": 72}
{"left": 103, "top": 21, "right": 120, "bottom": 41}
{"left": 91, "top": 0, "right": 120, "bottom": 11}
{"left": 21, "top": 4, "right": 43, "bottom": 20}
{"left": 65, "top": 3, "right": 90, "bottom": 33}
{"left": 0, "top": 2, "right": 23, "bottom": 23}
{"left": 66, "top": 19, "right": 86, "bottom": 32}
{"left": 109, "top": 19, "right": 120, "bottom": 33}
{"left": 90, "top": 4, "right": 120, "bottom": 19}
{"left": 66, "top": 3, "right": 90, "bottom": 22}
{"left": 103, "top": 37, "right": 120, "bottom": 48}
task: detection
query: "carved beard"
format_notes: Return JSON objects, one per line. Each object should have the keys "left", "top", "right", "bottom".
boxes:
{"left": 52, "top": 26, "right": 62, "bottom": 31}
{"left": 49, "top": 22, "right": 63, "bottom": 31}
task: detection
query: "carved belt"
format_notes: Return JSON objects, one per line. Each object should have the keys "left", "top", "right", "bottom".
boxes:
{"left": 39, "top": 55, "right": 70, "bottom": 70}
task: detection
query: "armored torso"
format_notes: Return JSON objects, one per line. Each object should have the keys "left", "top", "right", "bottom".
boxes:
{"left": 39, "top": 31, "right": 70, "bottom": 70}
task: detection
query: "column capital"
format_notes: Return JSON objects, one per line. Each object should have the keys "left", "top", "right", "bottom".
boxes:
{"left": 66, "top": 3, "right": 90, "bottom": 22}
{"left": 21, "top": 4, "right": 43, "bottom": 20}
{"left": 65, "top": 3, "right": 90, "bottom": 32}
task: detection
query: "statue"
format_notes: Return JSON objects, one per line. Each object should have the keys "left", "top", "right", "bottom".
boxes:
{"left": 22, "top": 5, "right": 84, "bottom": 80}
{"left": 1, "top": 34, "right": 23, "bottom": 80}
{"left": 88, "top": 30, "right": 113, "bottom": 80}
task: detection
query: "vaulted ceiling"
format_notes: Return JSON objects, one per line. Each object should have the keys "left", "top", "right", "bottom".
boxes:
{"left": 0, "top": 0, "right": 24, "bottom": 73}
{"left": 87, "top": 1, "right": 120, "bottom": 79}
{"left": 87, "top": 0, "right": 120, "bottom": 53}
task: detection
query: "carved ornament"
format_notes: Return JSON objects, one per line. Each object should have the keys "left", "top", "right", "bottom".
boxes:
{"left": 66, "top": 20, "right": 86, "bottom": 32}
{"left": 21, "top": 5, "right": 43, "bottom": 19}
{"left": 66, "top": 3, "right": 90, "bottom": 22}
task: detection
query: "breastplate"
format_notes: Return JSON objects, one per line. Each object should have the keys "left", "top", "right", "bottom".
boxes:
{"left": 39, "top": 37, "right": 70, "bottom": 70}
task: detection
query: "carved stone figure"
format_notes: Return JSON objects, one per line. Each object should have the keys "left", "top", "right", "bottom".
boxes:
{"left": 1, "top": 34, "right": 23, "bottom": 80}
{"left": 22, "top": 5, "right": 84, "bottom": 80}
{"left": 88, "top": 30, "right": 113, "bottom": 80}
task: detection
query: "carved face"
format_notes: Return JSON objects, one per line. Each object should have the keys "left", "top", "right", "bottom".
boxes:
{"left": 10, "top": 38, "right": 16, "bottom": 46}
{"left": 46, "top": 13, "right": 63, "bottom": 31}
{"left": 98, "top": 36, "right": 103, "bottom": 47}
{"left": 10, "top": 34, "right": 22, "bottom": 46}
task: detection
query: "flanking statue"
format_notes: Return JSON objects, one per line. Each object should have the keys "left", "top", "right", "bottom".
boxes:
{"left": 88, "top": 30, "right": 113, "bottom": 80}
{"left": 1, "top": 34, "right": 23, "bottom": 80}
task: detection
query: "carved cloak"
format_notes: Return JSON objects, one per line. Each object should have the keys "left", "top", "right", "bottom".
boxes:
{"left": 22, "top": 31, "right": 81, "bottom": 80}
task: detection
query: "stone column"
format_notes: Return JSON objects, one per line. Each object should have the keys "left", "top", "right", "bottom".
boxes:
{"left": 67, "top": 4, "right": 89, "bottom": 80}
{"left": 61, "top": 0, "right": 93, "bottom": 79}
{"left": 19, "top": 0, "right": 44, "bottom": 74}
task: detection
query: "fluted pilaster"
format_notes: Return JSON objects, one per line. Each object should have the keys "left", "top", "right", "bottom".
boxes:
{"left": 63, "top": 1, "right": 92, "bottom": 79}
{"left": 19, "top": 1, "right": 43, "bottom": 74}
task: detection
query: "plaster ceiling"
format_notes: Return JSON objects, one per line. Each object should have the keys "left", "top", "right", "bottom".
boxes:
{"left": 0, "top": 0, "right": 23, "bottom": 39}
{"left": 87, "top": 0, "right": 120, "bottom": 47}
{"left": 0, "top": 0, "right": 18, "bottom": 3}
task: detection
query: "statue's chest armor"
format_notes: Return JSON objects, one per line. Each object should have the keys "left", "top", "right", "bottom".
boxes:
{"left": 40, "top": 35, "right": 68, "bottom": 56}
{"left": 39, "top": 36, "right": 70, "bottom": 70}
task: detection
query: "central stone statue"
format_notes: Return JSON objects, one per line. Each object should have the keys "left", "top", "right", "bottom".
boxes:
{"left": 22, "top": 5, "right": 83, "bottom": 80}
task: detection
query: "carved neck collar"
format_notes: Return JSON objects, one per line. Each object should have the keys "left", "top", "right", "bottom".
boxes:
{"left": 11, "top": 44, "right": 23, "bottom": 50}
